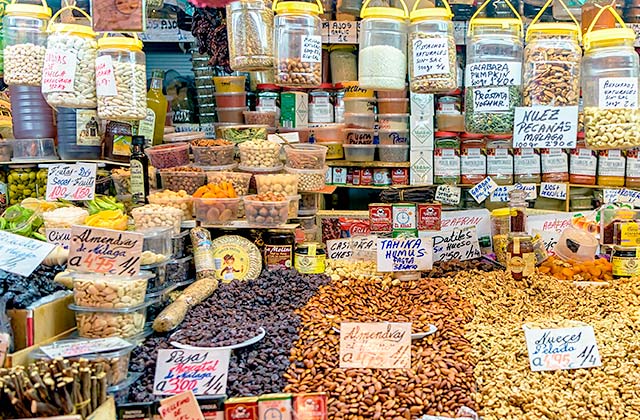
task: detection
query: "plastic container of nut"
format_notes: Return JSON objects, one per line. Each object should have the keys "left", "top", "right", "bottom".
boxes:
{"left": 159, "top": 167, "right": 206, "bottom": 195}
{"left": 146, "top": 143, "right": 190, "bottom": 169}
{"left": 139, "top": 227, "right": 173, "bottom": 263}
{"left": 284, "top": 166, "right": 327, "bottom": 191}
{"left": 71, "top": 271, "right": 154, "bottom": 309}
{"left": 205, "top": 171, "right": 253, "bottom": 196}
{"left": 243, "top": 195, "right": 290, "bottom": 227}
{"left": 298, "top": 192, "right": 320, "bottom": 216}
{"left": 11, "top": 138, "right": 57, "bottom": 161}
{"left": 343, "top": 144, "right": 376, "bottom": 161}
{"left": 255, "top": 173, "right": 298, "bottom": 195}
{"left": 167, "top": 255, "right": 194, "bottom": 284}
{"left": 194, "top": 197, "right": 242, "bottom": 225}
{"left": 131, "top": 204, "right": 183, "bottom": 235}
{"left": 148, "top": 190, "right": 194, "bottom": 220}
{"left": 287, "top": 194, "right": 301, "bottom": 218}
{"left": 378, "top": 144, "right": 410, "bottom": 162}
{"left": 140, "top": 261, "right": 170, "bottom": 294}
{"left": 191, "top": 143, "right": 236, "bottom": 167}
{"left": 70, "top": 302, "right": 150, "bottom": 339}
{"left": 284, "top": 144, "right": 327, "bottom": 169}
{"left": 238, "top": 139, "right": 282, "bottom": 168}
{"left": 172, "top": 230, "right": 190, "bottom": 259}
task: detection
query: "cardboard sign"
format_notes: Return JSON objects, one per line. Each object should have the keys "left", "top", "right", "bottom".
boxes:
{"left": 46, "top": 163, "right": 97, "bottom": 201}
{"left": 435, "top": 184, "right": 461, "bottom": 205}
{"left": 95, "top": 55, "right": 118, "bottom": 96}
{"left": 539, "top": 182, "right": 568, "bottom": 200}
{"left": 469, "top": 177, "right": 499, "bottom": 204}
{"left": 159, "top": 391, "right": 205, "bottom": 420}
{"left": 339, "top": 322, "right": 411, "bottom": 369}
{"left": 413, "top": 38, "right": 450, "bottom": 77}
{"left": 427, "top": 227, "right": 481, "bottom": 263}
{"left": 603, "top": 189, "right": 622, "bottom": 204}
{"left": 0, "top": 230, "right": 56, "bottom": 277}
{"left": 301, "top": 35, "right": 322, "bottom": 63}
{"left": 465, "top": 62, "right": 521, "bottom": 87}
{"left": 513, "top": 106, "right": 578, "bottom": 148}
{"left": 609, "top": 188, "right": 640, "bottom": 205}
{"left": 40, "top": 337, "right": 131, "bottom": 359}
{"left": 523, "top": 325, "right": 602, "bottom": 371}
{"left": 598, "top": 77, "right": 638, "bottom": 109}
{"left": 46, "top": 228, "right": 71, "bottom": 250}
{"left": 42, "top": 48, "right": 77, "bottom": 93}
{"left": 376, "top": 237, "right": 433, "bottom": 272}
{"left": 326, "top": 239, "right": 352, "bottom": 260}
{"left": 154, "top": 349, "right": 231, "bottom": 396}
{"left": 329, "top": 20, "right": 358, "bottom": 43}
{"left": 67, "top": 226, "right": 143, "bottom": 276}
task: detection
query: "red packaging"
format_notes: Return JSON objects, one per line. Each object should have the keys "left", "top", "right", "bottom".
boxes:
{"left": 339, "top": 217, "right": 371, "bottom": 237}
{"left": 369, "top": 203, "right": 393, "bottom": 233}
{"left": 352, "top": 168, "right": 361, "bottom": 185}
{"left": 346, "top": 168, "right": 354, "bottom": 185}
{"left": 225, "top": 398, "right": 258, "bottom": 420}
{"left": 417, "top": 203, "right": 442, "bottom": 231}
{"left": 391, "top": 168, "right": 409, "bottom": 185}
{"left": 361, "top": 168, "right": 373, "bottom": 185}
{"left": 293, "top": 393, "right": 328, "bottom": 420}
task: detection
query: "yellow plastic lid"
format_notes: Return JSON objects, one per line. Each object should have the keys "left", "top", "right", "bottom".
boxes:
{"left": 410, "top": 7, "right": 452, "bottom": 21}
{"left": 527, "top": 22, "right": 579, "bottom": 36}
{"left": 583, "top": 27, "right": 636, "bottom": 51}
{"left": 49, "top": 22, "right": 95, "bottom": 38}
{"left": 5, "top": 3, "right": 51, "bottom": 19}
{"left": 361, "top": 6, "right": 407, "bottom": 19}
{"left": 98, "top": 36, "right": 143, "bottom": 51}
{"left": 469, "top": 17, "right": 522, "bottom": 36}
{"left": 274, "top": 0, "right": 322, "bottom": 15}
{"left": 492, "top": 208, "right": 511, "bottom": 217}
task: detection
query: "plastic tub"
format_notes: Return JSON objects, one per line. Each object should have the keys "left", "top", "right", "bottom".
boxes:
{"left": 163, "top": 131, "right": 206, "bottom": 144}
{"left": 140, "top": 261, "right": 170, "bottom": 294}
{"left": 343, "top": 144, "right": 376, "bottom": 162}
{"left": 213, "top": 92, "right": 246, "bottom": 107}
{"left": 131, "top": 204, "right": 183, "bottom": 235}
{"left": 70, "top": 302, "right": 149, "bottom": 339}
{"left": 554, "top": 226, "right": 598, "bottom": 263}
{"left": 42, "top": 207, "right": 89, "bottom": 229}
{"left": 213, "top": 75, "right": 246, "bottom": 93}
{"left": 377, "top": 89, "right": 407, "bottom": 99}
{"left": 343, "top": 97, "right": 376, "bottom": 114}
{"left": 378, "top": 114, "right": 409, "bottom": 130}
{"left": 299, "top": 192, "right": 320, "bottom": 216}
{"left": 71, "top": 271, "right": 153, "bottom": 309}
{"left": 167, "top": 255, "right": 194, "bottom": 284}
{"left": 287, "top": 194, "right": 301, "bottom": 219}
{"left": 146, "top": 143, "right": 190, "bottom": 169}
{"left": 205, "top": 171, "right": 253, "bottom": 196}
{"left": 244, "top": 110, "right": 277, "bottom": 126}
{"left": 159, "top": 169, "right": 206, "bottom": 195}
{"left": 192, "top": 144, "right": 236, "bottom": 166}
{"left": 194, "top": 197, "right": 241, "bottom": 225}
{"left": 148, "top": 190, "right": 194, "bottom": 219}
{"left": 255, "top": 173, "right": 298, "bottom": 195}
{"left": 140, "top": 227, "right": 173, "bottom": 264}
{"left": 238, "top": 140, "right": 282, "bottom": 168}
{"left": 217, "top": 124, "right": 269, "bottom": 143}
{"left": 217, "top": 107, "right": 248, "bottom": 123}
{"left": 11, "top": 138, "right": 57, "bottom": 161}
{"left": 172, "top": 229, "right": 190, "bottom": 259}
{"left": 309, "top": 124, "right": 346, "bottom": 143}
{"left": 243, "top": 195, "right": 290, "bottom": 226}
{"left": 284, "top": 144, "right": 328, "bottom": 170}
{"left": 378, "top": 129, "right": 409, "bottom": 145}
{"left": 344, "top": 113, "right": 375, "bottom": 129}
{"left": 0, "top": 141, "right": 10, "bottom": 161}
{"left": 345, "top": 128, "right": 375, "bottom": 144}
{"left": 213, "top": 122, "right": 239, "bottom": 138}
{"left": 318, "top": 141, "right": 344, "bottom": 159}
{"left": 378, "top": 144, "right": 409, "bottom": 162}
{"left": 378, "top": 98, "right": 409, "bottom": 114}
{"left": 284, "top": 166, "right": 327, "bottom": 191}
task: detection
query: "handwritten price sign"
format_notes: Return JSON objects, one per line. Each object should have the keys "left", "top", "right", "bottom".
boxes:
{"left": 67, "top": 226, "right": 143, "bottom": 276}
{"left": 45, "top": 163, "right": 97, "bottom": 201}
{"left": 339, "top": 322, "right": 411, "bottom": 369}
{"left": 513, "top": 106, "right": 578, "bottom": 149}
{"left": 427, "top": 226, "right": 481, "bottom": 263}
{"left": 523, "top": 325, "right": 602, "bottom": 372}
{"left": 154, "top": 349, "right": 231, "bottom": 396}
{"left": 0, "top": 230, "right": 56, "bottom": 277}
{"left": 376, "top": 237, "right": 433, "bottom": 272}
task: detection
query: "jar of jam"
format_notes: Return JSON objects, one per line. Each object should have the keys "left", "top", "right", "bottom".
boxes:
{"left": 611, "top": 246, "right": 640, "bottom": 278}
{"left": 294, "top": 242, "right": 326, "bottom": 274}
{"left": 507, "top": 233, "right": 535, "bottom": 280}
{"left": 263, "top": 230, "right": 295, "bottom": 270}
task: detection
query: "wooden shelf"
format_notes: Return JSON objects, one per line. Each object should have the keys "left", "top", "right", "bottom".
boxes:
{"left": 332, "top": 184, "right": 410, "bottom": 190}
{"left": 0, "top": 159, "right": 129, "bottom": 166}
{"left": 181, "top": 220, "right": 299, "bottom": 229}
{"left": 327, "top": 160, "right": 411, "bottom": 168}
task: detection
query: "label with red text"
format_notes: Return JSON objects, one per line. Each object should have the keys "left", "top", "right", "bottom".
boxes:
{"left": 46, "top": 163, "right": 97, "bottom": 201}
{"left": 159, "top": 391, "right": 205, "bottom": 420}
{"left": 154, "top": 349, "right": 231, "bottom": 396}
{"left": 95, "top": 55, "right": 118, "bottom": 96}
{"left": 42, "top": 48, "right": 76, "bottom": 93}
{"left": 68, "top": 226, "right": 143, "bottom": 276}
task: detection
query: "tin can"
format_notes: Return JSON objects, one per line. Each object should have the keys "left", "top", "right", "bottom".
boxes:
{"left": 369, "top": 203, "right": 393, "bottom": 233}
{"left": 294, "top": 242, "right": 326, "bottom": 274}
{"left": 373, "top": 168, "right": 391, "bottom": 186}
{"left": 612, "top": 246, "right": 640, "bottom": 278}
{"left": 391, "top": 168, "right": 409, "bottom": 185}
{"left": 417, "top": 203, "right": 442, "bottom": 231}
{"left": 361, "top": 168, "right": 373, "bottom": 185}
{"left": 225, "top": 397, "right": 258, "bottom": 420}
{"left": 293, "top": 393, "right": 328, "bottom": 420}
{"left": 346, "top": 168, "right": 354, "bottom": 184}
{"left": 352, "top": 168, "right": 361, "bottom": 185}
{"left": 392, "top": 203, "right": 416, "bottom": 230}
{"left": 258, "top": 394, "right": 293, "bottom": 420}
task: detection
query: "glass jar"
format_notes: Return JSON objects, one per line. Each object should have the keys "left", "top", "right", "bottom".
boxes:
{"left": 96, "top": 34, "right": 146, "bottom": 121}
{"left": 330, "top": 46, "right": 357, "bottom": 84}
{"left": 256, "top": 83, "right": 280, "bottom": 113}
{"left": 3, "top": 0, "right": 51, "bottom": 86}
{"left": 626, "top": 148, "right": 640, "bottom": 188}
{"left": 294, "top": 242, "right": 326, "bottom": 274}
{"left": 309, "top": 85, "right": 334, "bottom": 123}
{"left": 263, "top": 229, "right": 295, "bottom": 269}
{"left": 486, "top": 135, "right": 513, "bottom": 185}
{"left": 508, "top": 189, "right": 527, "bottom": 232}
{"left": 523, "top": 23, "right": 581, "bottom": 107}
{"left": 43, "top": 7, "right": 97, "bottom": 109}
{"left": 513, "top": 148, "right": 541, "bottom": 183}
{"left": 273, "top": 0, "right": 323, "bottom": 88}
{"left": 597, "top": 149, "right": 626, "bottom": 186}
{"left": 434, "top": 131, "right": 460, "bottom": 148}
{"left": 460, "top": 133, "right": 486, "bottom": 184}
{"left": 464, "top": 16, "right": 523, "bottom": 134}
{"left": 227, "top": 0, "right": 273, "bottom": 71}
{"left": 540, "top": 148, "right": 569, "bottom": 182}
{"left": 507, "top": 232, "right": 535, "bottom": 280}
{"left": 336, "top": 0, "right": 361, "bottom": 17}
{"left": 436, "top": 92, "right": 464, "bottom": 132}
{"left": 491, "top": 207, "right": 510, "bottom": 264}
{"left": 358, "top": 0, "right": 408, "bottom": 91}
{"left": 434, "top": 147, "right": 461, "bottom": 184}
{"left": 570, "top": 137, "right": 597, "bottom": 185}
{"left": 7, "top": 164, "right": 38, "bottom": 205}
{"left": 334, "top": 90, "right": 345, "bottom": 123}
{"left": 582, "top": 11, "right": 640, "bottom": 149}
{"left": 408, "top": 4, "right": 457, "bottom": 93}
{"left": 103, "top": 120, "right": 134, "bottom": 163}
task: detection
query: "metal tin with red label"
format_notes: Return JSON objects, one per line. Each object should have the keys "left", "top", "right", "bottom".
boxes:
{"left": 392, "top": 203, "right": 416, "bottom": 229}
{"left": 293, "top": 393, "right": 328, "bottom": 420}
{"left": 225, "top": 397, "right": 258, "bottom": 420}
{"left": 361, "top": 168, "right": 373, "bottom": 185}
{"left": 391, "top": 168, "right": 409, "bottom": 185}
{"left": 369, "top": 203, "right": 393, "bottom": 233}
{"left": 417, "top": 202, "right": 442, "bottom": 231}
{"left": 352, "top": 168, "right": 361, "bottom": 185}
{"left": 373, "top": 168, "right": 391, "bottom": 186}
{"left": 346, "top": 168, "right": 353, "bottom": 184}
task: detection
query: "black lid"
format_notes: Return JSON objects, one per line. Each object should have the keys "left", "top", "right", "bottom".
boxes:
{"left": 132, "top": 135, "right": 145, "bottom": 145}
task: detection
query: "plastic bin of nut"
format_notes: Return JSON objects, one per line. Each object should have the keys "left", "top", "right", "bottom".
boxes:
{"left": 148, "top": 190, "right": 194, "bottom": 220}
{"left": 167, "top": 255, "right": 194, "bottom": 284}
{"left": 70, "top": 302, "right": 150, "bottom": 339}
{"left": 284, "top": 166, "right": 327, "bottom": 191}
{"left": 71, "top": 271, "right": 153, "bottom": 309}
{"left": 30, "top": 339, "right": 135, "bottom": 386}
{"left": 139, "top": 227, "right": 173, "bottom": 264}
{"left": 159, "top": 167, "right": 206, "bottom": 195}
{"left": 584, "top": 108, "right": 640, "bottom": 149}
{"left": 287, "top": 194, "right": 301, "bottom": 218}
{"left": 298, "top": 192, "right": 319, "bottom": 216}
{"left": 146, "top": 143, "right": 190, "bottom": 169}
{"left": 194, "top": 197, "right": 242, "bottom": 225}
{"left": 244, "top": 110, "right": 277, "bottom": 126}
{"left": 219, "top": 125, "right": 269, "bottom": 144}
{"left": 238, "top": 139, "right": 282, "bottom": 169}
{"left": 191, "top": 139, "right": 236, "bottom": 166}
{"left": 243, "top": 193, "right": 290, "bottom": 227}
{"left": 255, "top": 173, "right": 298, "bottom": 195}
{"left": 284, "top": 144, "right": 327, "bottom": 169}
{"left": 172, "top": 230, "right": 190, "bottom": 259}
{"left": 140, "top": 261, "right": 169, "bottom": 294}
{"left": 131, "top": 204, "right": 183, "bottom": 235}
{"left": 205, "top": 171, "right": 253, "bottom": 196}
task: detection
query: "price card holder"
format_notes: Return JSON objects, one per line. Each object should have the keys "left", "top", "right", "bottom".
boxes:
{"left": 513, "top": 106, "right": 578, "bottom": 148}
{"left": 523, "top": 324, "right": 602, "bottom": 371}
{"left": 339, "top": 322, "right": 411, "bottom": 369}
{"left": 154, "top": 349, "right": 231, "bottom": 396}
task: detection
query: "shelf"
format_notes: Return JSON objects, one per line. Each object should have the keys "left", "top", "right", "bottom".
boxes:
{"left": 332, "top": 184, "right": 409, "bottom": 189}
{"left": 0, "top": 159, "right": 130, "bottom": 167}
{"left": 327, "top": 160, "right": 411, "bottom": 168}
{"left": 181, "top": 220, "right": 299, "bottom": 230}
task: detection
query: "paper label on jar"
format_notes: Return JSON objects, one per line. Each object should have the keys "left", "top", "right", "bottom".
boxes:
{"left": 465, "top": 61, "right": 522, "bottom": 87}
{"left": 413, "top": 38, "right": 450, "bottom": 77}
{"left": 487, "top": 149, "right": 513, "bottom": 176}
{"left": 541, "top": 150, "right": 568, "bottom": 174}
{"left": 598, "top": 77, "right": 639, "bottom": 109}
{"left": 460, "top": 148, "right": 486, "bottom": 175}
{"left": 301, "top": 35, "right": 322, "bottom": 63}
{"left": 514, "top": 149, "right": 541, "bottom": 175}
{"left": 76, "top": 110, "right": 101, "bottom": 146}
{"left": 434, "top": 148, "right": 460, "bottom": 177}
{"left": 598, "top": 150, "right": 626, "bottom": 177}
{"left": 570, "top": 149, "right": 597, "bottom": 176}
{"left": 627, "top": 149, "right": 640, "bottom": 178}
{"left": 42, "top": 48, "right": 77, "bottom": 93}
{"left": 95, "top": 55, "right": 118, "bottom": 97}
{"left": 471, "top": 87, "right": 510, "bottom": 112}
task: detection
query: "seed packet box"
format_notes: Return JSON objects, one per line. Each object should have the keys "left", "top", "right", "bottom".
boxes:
{"left": 410, "top": 149, "right": 434, "bottom": 186}
{"left": 410, "top": 116, "right": 434, "bottom": 149}
{"left": 410, "top": 92, "right": 435, "bottom": 118}
{"left": 281, "top": 92, "right": 309, "bottom": 128}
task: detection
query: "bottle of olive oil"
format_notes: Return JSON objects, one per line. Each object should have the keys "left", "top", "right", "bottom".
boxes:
{"left": 139, "top": 70, "right": 168, "bottom": 146}
{"left": 130, "top": 135, "right": 149, "bottom": 205}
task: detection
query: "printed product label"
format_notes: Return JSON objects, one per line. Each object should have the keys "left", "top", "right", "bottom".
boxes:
{"left": 434, "top": 148, "right": 460, "bottom": 176}
{"left": 129, "top": 160, "right": 145, "bottom": 203}
{"left": 598, "top": 150, "right": 626, "bottom": 177}
{"left": 465, "top": 61, "right": 522, "bottom": 87}
{"left": 76, "top": 110, "right": 101, "bottom": 146}
{"left": 487, "top": 148, "right": 513, "bottom": 176}
{"left": 541, "top": 150, "right": 568, "bottom": 174}
{"left": 626, "top": 149, "right": 640, "bottom": 178}
{"left": 413, "top": 38, "right": 451, "bottom": 77}
{"left": 309, "top": 103, "right": 333, "bottom": 123}
{"left": 301, "top": 35, "right": 322, "bottom": 63}
{"left": 294, "top": 254, "right": 326, "bottom": 274}
{"left": 113, "top": 134, "right": 132, "bottom": 157}
{"left": 514, "top": 148, "right": 540, "bottom": 176}
{"left": 612, "top": 255, "right": 640, "bottom": 277}
{"left": 264, "top": 245, "right": 293, "bottom": 269}
{"left": 570, "top": 148, "right": 597, "bottom": 176}
{"left": 460, "top": 148, "right": 486, "bottom": 175}
{"left": 137, "top": 108, "right": 156, "bottom": 145}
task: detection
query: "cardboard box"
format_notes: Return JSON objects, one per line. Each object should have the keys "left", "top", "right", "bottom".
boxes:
{"left": 410, "top": 149, "right": 434, "bottom": 185}
{"left": 410, "top": 116, "right": 435, "bottom": 149}
{"left": 410, "top": 93, "right": 435, "bottom": 118}
{"left": 280, "top": 92, "right": 309, "bottom": 128}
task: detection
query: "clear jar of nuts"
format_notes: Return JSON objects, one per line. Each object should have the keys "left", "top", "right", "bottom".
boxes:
{"left": 226, "top": 0, "right": 274, "bottom": 71}
{"left": 71, "top": 271, "right": 152, "bottom": 309}
{"left": 273, "top": 0, "right": 323, "bottom": 87}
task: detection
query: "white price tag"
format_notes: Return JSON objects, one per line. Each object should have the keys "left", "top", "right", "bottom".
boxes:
{"left": 465, "top": 62, "right": 522, "bottom": 87}
{"left": 413, "top": 38, "right": 450, "bottom": 77}
{"left": 615, "top": 188, "right": 640, "bottom": 205}
{"left": 95, "top": 55, "right": 118, "bottom": 97}
{"left": 598, "top": 77, "right": 639, "bottom": 109}
{"left": 45, "top": 228, "right": 71, "bottom": 250}
{"left": 329, "top": 20, "right": 358, "bottom": 43}
{"left": 513, "top": 106, "right": 578, "bottom": 148}
{"left": 428, "top": 226, "right": 481, "bottom": 263}
{"left": 0, "top": 231, "right": 56, "bottom": 277}
{"left": 301, "top": 35, "right": 322, "bottom": 63}
{"left": 154, "top": 349, "right": 231, "bottom": 396}
{"left": 46, "top": 163, "right": 97, "bottom": 201}
{"left": 435, "top": 184, "right": 462, "bottom": 205}
{"left": 471, "top": 87, "right": 510, "bottom": 112}
{"left": 539, "top": 182, "right": 567, "bottom": 200}
{"left": 523, "top": 325, "right": 602, "bottom": 371}
{"left": 42, "top": 48, "right": 77, "bottom": 93}
{"left": 376, "top": 237, "right": 433, "bottom": 272}
{"left": 469, "top": 177, "right": 499, "bottom": 204}
{"left": 339, "top": 322, "right": 411, "bottom": 369}
{"left": 326, "top": 238, "right": 353, "bottom": 260}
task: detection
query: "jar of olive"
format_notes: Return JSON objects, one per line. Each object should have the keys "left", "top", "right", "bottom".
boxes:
{"left": 0, "top": 168, "right": 7, "bottom": 213}
{"left": 36, "top": 166, "right": 48, "bottom": 198}
{"left": 8, "top": 164, "right": 38, "bottom": 204}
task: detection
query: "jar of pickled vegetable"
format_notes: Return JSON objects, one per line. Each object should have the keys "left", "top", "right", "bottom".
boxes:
{"left": 7, "top": 164, "right": 38, "bottom": 205}
{"left": 329, "top": 45, "right": 357, "bottom": 84}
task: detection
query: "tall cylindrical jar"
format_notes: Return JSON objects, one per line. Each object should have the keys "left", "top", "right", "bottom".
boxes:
{"left": 329, "top": 45, "right": 357, "bottom": 84}
{"left": 95, "top": 34, "right": 146, "bottom": 121}
{"left": 464, "top": 10, "right": 523, "bottom": 134}
{"left": 3, "top": 0, "right": 51, "bottom": 86}
{"left": 10, "top": 85, "right": 55, "bottom": 139}
{"left": 42, "top": 6, "right": 97, "bottom": 108}
{"left": 582, "top": 6, "right": 640, "bottom": 149}
{"left": 408, "top": 1, "right": 457, "bottom": 93}
{"left": 226, "top": 0, "right": 274, "bottom": 71}
{"left": 273, "top": 0, "right": 323, "bottom": 88}
{"left": 358, "top": 0, "right": 408, "bottom": 91}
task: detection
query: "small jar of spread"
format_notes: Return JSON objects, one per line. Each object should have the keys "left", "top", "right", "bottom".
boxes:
{"left": 264, "top": 229, "right": 295, "bottom": 270}
{"left": 611, "top": 246, "right": 640, "bottom": 279}
{"left": 507, "top": 233, "right": 535, "bottom": 280}
{"left": 294, "top": 242, "right": 326, "bottom": 274}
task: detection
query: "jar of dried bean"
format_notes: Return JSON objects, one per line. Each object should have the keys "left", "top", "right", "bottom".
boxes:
{"left": 408, "top": 1, "right": 457, "bottom": 93}
{"left": 523, "top": 22, "right": 581, "bottom": 107}
{"left": 226, "top": 0, "right": 274, "bottom": 71}
{"left": 582, "top": 6, "right": 640, "bottom": 149}
{"left": 464, "top": 13, "right": 523, "bottom": 134}
{"left": 273, "top": 0, "right": 323, "bottom": 88}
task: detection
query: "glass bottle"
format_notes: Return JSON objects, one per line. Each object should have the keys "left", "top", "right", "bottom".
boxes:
{"left": 130, "top": 135, "right": 150, "bottom": 205}
{"left": 141, "top": 70, "right": 168, "bottom": 147}
{"left": 508, "top": 189, "right": 527, "bottom": 233}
